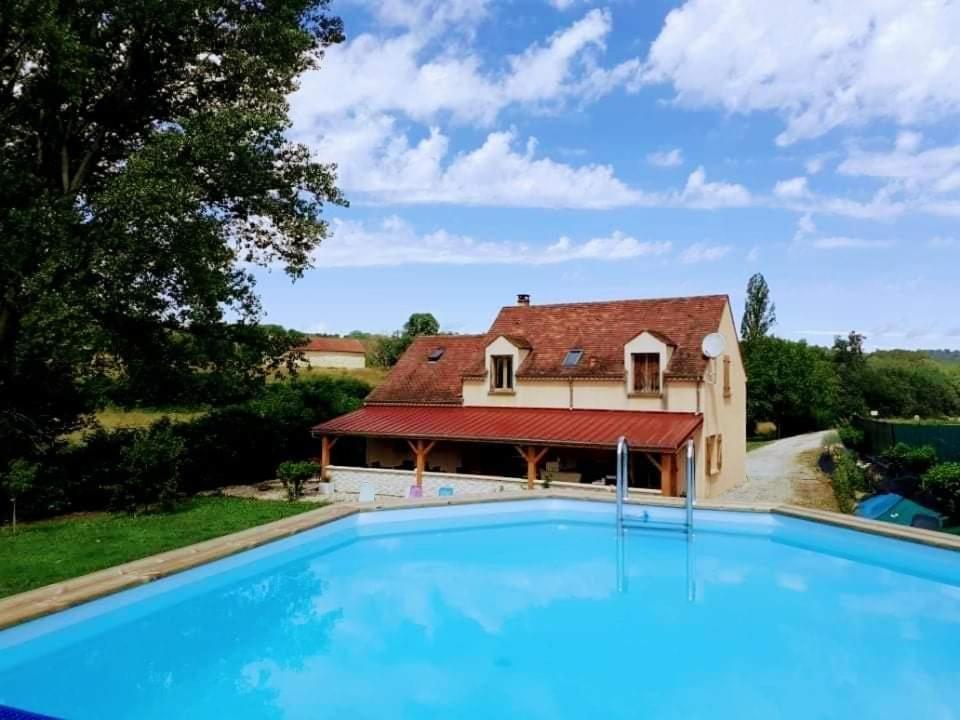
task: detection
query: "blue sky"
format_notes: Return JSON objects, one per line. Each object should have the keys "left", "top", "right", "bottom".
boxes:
{"left": 254, "top": 0, "right": 960, "bottom": 349}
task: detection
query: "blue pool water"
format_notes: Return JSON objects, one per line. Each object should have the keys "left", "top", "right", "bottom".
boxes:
{"left": 1, "top": 500, "right": 959, "bottom": 719}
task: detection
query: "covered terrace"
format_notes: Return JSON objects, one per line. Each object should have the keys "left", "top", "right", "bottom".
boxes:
{"left": 312, "top": 406, "right": 702, "bottom": 496}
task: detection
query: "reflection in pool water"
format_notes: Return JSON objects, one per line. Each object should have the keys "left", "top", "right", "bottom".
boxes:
{"left": 1, "top": 501, "right": 959, "bottom": 719}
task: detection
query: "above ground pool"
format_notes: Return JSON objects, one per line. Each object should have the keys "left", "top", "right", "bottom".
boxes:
{"left": 1, "top": 500, "right": 959, "bottom": 719}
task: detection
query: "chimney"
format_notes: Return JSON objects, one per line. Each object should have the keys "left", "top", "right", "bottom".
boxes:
{"left": 517, "top": 293, "right": 531, "bottom": 307}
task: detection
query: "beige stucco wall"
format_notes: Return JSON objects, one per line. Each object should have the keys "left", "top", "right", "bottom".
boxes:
{"left": 302, "top": 350, "right": 365, "bottom": 369}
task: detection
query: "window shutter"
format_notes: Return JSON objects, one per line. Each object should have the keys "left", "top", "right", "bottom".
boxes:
{"left": 723, "top": 356, "right": 732, "bottom": 399}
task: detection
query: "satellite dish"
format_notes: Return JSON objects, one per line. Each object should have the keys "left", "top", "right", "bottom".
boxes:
{"left": 701, "top": 332, "right": 726, "bottom": 359}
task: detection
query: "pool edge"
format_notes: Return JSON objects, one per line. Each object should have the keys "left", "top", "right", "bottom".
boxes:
{"left": 1, "top": 491, "right": 957, "bottom": 630}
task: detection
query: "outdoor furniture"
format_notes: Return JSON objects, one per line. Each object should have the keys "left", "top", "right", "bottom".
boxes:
{"left": 407, "top": 485, "right": 423, "bottom": 499}
{"left": 438, "top": 486, "right": 454, "bottom": 497}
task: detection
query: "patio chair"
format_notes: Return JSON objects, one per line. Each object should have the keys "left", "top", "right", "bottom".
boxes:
{"left": 438, "top": 486, "right": 454, "bottom": 497}
{"left": 358, "top": 480, "right": 376, "bottom": 503}
{"left": 407, "top": 485, "right": 423, "bottom": 499}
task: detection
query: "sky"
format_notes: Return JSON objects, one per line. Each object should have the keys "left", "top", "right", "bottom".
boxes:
{"left": 252, "top": 0, "right": 960, "bottom": 350}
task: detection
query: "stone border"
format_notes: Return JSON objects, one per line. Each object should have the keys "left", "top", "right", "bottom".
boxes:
{"left": 1, "top": 491, "right": 957, "bottom": 631}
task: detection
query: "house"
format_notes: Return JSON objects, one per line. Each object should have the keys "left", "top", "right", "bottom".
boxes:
{"left": 313, "top": 294, "right": 745, "bottom": 499}
{"left": 297, "top": 336, "right": 366, "bottom": 369}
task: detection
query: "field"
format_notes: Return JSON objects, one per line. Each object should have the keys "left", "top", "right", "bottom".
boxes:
{"left": 0, "top": 497, "right": 319, "bottom": 598}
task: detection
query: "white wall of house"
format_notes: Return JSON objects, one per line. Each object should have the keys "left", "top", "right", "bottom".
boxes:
{"left": 302, "top": 350, "right": 366, "bottom": 369}
{"left": 329, "top": 465, "right": 524, "bottom": 497}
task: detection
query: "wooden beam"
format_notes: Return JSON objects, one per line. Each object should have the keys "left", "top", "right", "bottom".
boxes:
{"left": 320, "top": 436, "right": 338, "bottom": 481}
{"left": 407, "top": 439, "right": 435, "bottom": 487}
{"left": 643, "top": 452, "right": 663, "bottom": 474}
{"left": 659, "top": 451, "right": 674, "bottom": 497}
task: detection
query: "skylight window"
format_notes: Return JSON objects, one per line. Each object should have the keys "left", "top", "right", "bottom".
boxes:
{"left": 562, "top": 349, "right": 584, "bottom": 368}
{"left": 428, "top": 348, "right": 444, "bottom": 362}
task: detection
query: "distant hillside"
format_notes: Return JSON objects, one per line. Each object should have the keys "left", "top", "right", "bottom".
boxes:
{"left": 925, "top": 349, "right": 960, "bottom": 364}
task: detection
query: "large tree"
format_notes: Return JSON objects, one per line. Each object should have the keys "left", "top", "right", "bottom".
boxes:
{"left": 0, "top": 0, "right": 345, "bottom": 459}
{"left": 741, "top": 273, "right": 776, "bottom": 343}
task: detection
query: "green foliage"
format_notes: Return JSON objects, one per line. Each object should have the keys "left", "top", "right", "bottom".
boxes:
{"left": 740, "top": 273, "right": 776, "bottom": 343}
{"left": 371, "top": 313, "right": 441, "bottom": 367}
{"left": 880, "top": 443, "right": 938, "bottom": 478}
{"left": 861, "top": 354, "right": 960, "bottom": 419}
{"left": 0, "top": 0, "right": 344, "bottom": 465}
{"left": 837, "top": 424, "right": 865, "bottom": 451}
{"left": 110, "top": 420, "right": 185, "bottom": 514}
{"left": 921, "top": 463, "right": 960, "bottom": 519}
{"left": 744, "top": 336, "right": 839, "bottom": 435}
{"left": 1, "top": 459, "right": 39, "bottom": 528}
{"left": 0, "top": 497, "right": 316, "bottom": 598}
{"left": 831, "top": 451, "right": 870, "bottom": 514}
{"left": 277, "top": 461, "right": 318, "bottom": 501}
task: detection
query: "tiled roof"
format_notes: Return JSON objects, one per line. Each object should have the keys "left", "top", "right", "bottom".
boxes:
{"left": 366, "top": 335, "right": 487, "bottom": 405}
{"left": 300, "top": 336, "right": 366, "bottom": 354}
{"left": 314, "top": 405, "right": 703, "bottom": 451}
{"left": 464, "top": 295, "right": 729, "bottom": 379}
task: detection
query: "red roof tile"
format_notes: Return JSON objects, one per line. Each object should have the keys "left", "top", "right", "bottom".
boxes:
{"left": 464, "top": 295, "right": 728, "bottom": 380}
{"left": 314, "top": 405, "right": 702, "bottom": 451}
{"left": 300, "top": 337, "right": 366, "bottom": 354}
{"left": 366, "top": 335, "right": 487, "bottom": 405}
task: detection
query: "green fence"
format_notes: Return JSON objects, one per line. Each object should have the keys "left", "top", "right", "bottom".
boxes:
{"left": 856, "top": 417, "right": 960, "bottom": 461}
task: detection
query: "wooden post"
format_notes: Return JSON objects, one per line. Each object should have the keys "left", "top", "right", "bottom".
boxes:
{"left": 516, "top": 446, "right": 549, "bottom": 490}
{"left": 659, "top": 451, "right": 675, "bottom": 496}
{"left": 407, "top": 439, "right": 436, "bottom": 487}
{"left": 320, "top": 436, "right": 338, "bottom": 481}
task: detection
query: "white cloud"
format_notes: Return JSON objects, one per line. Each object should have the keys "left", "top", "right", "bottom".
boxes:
{"left": 314, "top": 217, "right": 672, "bottom": 267}
{"left": 291, "top": 9, "right": 638, "bottom": 129}
{"left": 680, "top": 241, "right": 731, "bottom": 263}
{"left": 547, "top": 0, "right": 579, "bottom": 9}
{"left": 929, "top": 236, "right": 958, "bottom": 248}
{"left": 369, "top": 0, "right": 490, "bottom": 33}
{"left": 641, "top": 0, "right": 960, "bottom": 144}
{"left": 839, "top": 139, "right": 960, "bottom": 191}
{"left": 810, "top": 236, "right": 895, "bottom": 250}
{"left": 804, "top": 154, "right": 830, "bottom": 175}
{"left": 773, "top": 176, "right": 810, "bottom": 200}
{"left": 745, "top": 246, "right": 760, "bottom": 263}
{"left": 681, "top": 166, "right": 751, "bottom": 208}
{"left": 647, "top": 148, "right": 684, "bottom": 168}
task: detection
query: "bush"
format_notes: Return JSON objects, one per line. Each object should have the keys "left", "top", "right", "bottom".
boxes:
{"left": 831, "top": 450, "right": 871, "bottom": 514}
{"left": 880, "top": 443, "right": 938, "bottom": 478}
{"left": 0, "top": 459, "right": 39, "bottom": 529}
{"left": 109, "top": 420, "right": 185, "bottom": 514}
{"left": 276, "top": 460, "right": 317, "bottom": 501}
{"left": 922, "top": 463, "right": 960, "bottom": 519}
{"left": 837, "top": 424, "right": 864, "bottom": 451}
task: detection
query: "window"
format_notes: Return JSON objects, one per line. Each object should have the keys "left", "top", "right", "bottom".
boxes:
{"left": 562, "top": 349, "right": 583, "bottom": 368}
{"left": 723, "top": 356, "right": 732, "bottom": 399}
{"left": 428, "top": 348, "right": 444, "bottom": 362}
{"left": 491, "top": 355, "right": 514, "bottom": 390}
{"left": 631, "top": 353, "right": 661, "bottom": 394}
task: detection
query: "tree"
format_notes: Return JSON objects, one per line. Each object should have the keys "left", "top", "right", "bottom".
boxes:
{"left": 1, "top": 459, "right": 38, "bottom": 530}
{"left": 373, "top": 313, "right": 441, "bottom": 367}
{"left": 0, "top": 1, "right": 345, "bottom": 461}
{"left": 741, "top": 273, "right": 776, "bottom": 343}
{"left": 832, "top": 331, "right": 868, "bottom": 420}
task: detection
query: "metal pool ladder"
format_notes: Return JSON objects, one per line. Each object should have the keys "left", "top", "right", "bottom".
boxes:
{"left": 616, "top": 436, "right": 696, "bottom": 533}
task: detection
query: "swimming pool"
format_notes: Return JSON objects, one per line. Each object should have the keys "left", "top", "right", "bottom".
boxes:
{"left": 1, "top": 499, "right": 958, "bottom": 719}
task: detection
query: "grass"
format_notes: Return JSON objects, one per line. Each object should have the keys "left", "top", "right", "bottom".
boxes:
{"left": 747, "top": 439, "right": 775, "bottom": 452}
{"left": 283, "top": 365, "right": 390, "bottom": 387}
{"left": 95, "top": 406, "right": 207, "bottom": 430}
{"left": 0, "top": 497, "right": 319, "bottom": 599}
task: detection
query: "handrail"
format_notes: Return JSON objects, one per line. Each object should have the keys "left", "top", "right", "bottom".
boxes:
{"left": 615, "top": 436, "right": 629, "bottom": 529}
{"left": 685, "top": 438, "right": 696, "bottom": 531}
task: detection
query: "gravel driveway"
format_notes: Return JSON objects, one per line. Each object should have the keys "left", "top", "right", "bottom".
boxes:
{"left": 719, "top": 430, "right": 837, "bottom": 509}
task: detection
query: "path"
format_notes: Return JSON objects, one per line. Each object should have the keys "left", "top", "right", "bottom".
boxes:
{"left": 720, "top": 430, "right": 837, "bottom": 510}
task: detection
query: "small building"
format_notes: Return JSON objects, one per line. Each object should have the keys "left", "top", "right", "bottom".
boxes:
{"left": 314, "top": 294, "right": 745, "bottom": 499}
{"left": 298, "top": 336, "right": 366, "bottom": 369}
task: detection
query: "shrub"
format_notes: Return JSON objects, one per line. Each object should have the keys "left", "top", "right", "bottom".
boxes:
{"left": 922, "top": 463, "right": 960, "bottom": 519}
{"left": 837, "top": 424, "right": 864, "bottom": 451}
{"left": 880, "top": 443, "right": 938, "bottom": 478}
{"left": 109, "top": 420, "right": 185, "bottom": 514}
{"left": 276, "top": 460, "right": 317, "bottom": 501}
{"left": 831, "top": 450, "right": 870, "bottom": 514}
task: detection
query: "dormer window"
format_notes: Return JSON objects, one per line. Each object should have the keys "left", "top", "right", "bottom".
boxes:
{"left": 491, "top": 355, "right": 514, "bottom": 390}
{"left": 632, "top": 353, "right": 661, "bottom": 394}
{"left": 562, "top": 349, "right": 583, "bottom": 368}
{"left": 428, "top": 348, "right": 444, "bottom": 362}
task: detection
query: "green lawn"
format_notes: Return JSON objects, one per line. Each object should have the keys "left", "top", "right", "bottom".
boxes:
{"left": 747, "top": 439, "right": 774, "bottom": 452}
{"left": 0, "top": 497, "right": 319, "bottom": 599}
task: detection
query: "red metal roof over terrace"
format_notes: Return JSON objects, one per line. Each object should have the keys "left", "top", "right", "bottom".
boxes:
{"left": 312, "top": 405, "right": 702, "bottom": 452}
